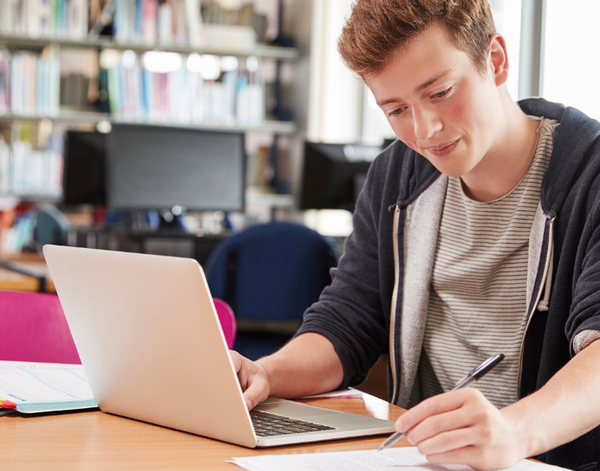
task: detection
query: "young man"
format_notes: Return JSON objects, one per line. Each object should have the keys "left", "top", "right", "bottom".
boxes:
{"left": 232, "top": 1, "right": 600, "bottom": 469}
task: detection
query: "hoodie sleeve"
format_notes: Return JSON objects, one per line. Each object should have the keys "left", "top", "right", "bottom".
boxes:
{"left": 295, "top": 156, "right": 390, "bottom": 388}
{"left": 566, "top": 196, "right": 600, "bottom": 356}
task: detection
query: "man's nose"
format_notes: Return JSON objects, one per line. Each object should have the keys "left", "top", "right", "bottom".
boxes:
{"left": 412, "top": 107, "right": 442, "bottom": 140}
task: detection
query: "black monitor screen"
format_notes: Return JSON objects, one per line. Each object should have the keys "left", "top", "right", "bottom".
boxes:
{"left": 107, "top": 124, "right": 245, "bottom": 212}
{"left": 300, "top": 142, "right": 381, "bottom": 212}
{"left": 62, "top": 130, "right": 107, "bottom": 206}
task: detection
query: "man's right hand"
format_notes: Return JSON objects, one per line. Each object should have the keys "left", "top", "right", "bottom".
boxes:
{"left": 230, "top": 350, "right": 271, "bottom": 410}
{"left": 229, "top": 333, "right": 345, "bottom": 411}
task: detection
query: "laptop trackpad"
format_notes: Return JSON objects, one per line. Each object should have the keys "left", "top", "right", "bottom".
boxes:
{"left": 256, "top": 398, "right": 339, "bottom": 418}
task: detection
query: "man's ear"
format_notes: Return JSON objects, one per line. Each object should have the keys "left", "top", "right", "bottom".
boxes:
{"left": 488, "top": 33, "right": 509, "bottom": 86}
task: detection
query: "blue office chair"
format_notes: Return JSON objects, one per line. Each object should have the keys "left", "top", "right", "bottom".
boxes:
{"left": 204, "top": 222, "right": 338, "bottom": 360}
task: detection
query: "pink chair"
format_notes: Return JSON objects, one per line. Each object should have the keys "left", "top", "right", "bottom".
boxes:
{"left": 0, "top": 290, "right": 81, "bottom": 364}
{"left": 213, "top": 298, "right": 236, "bottom": 349}
{"left": 0, "top": 290, "right": 237, "bottom": 364}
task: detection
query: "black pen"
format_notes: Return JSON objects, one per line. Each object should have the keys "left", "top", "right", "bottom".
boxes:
{"left": 378, "top": 353, "right": 505, "bottom": 452}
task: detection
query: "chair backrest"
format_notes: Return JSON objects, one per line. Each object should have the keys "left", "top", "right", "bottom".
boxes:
{"left": 0, "top": 290, "right": 236, "bottom": 362}
{"left": 213, "top": 298, "right": 236, "bottom": 349}
{"left": 0, "top": 290, "right": 81, "bottom": 364}
{"left": 205, "top": 222, "right": 338, "bottom": 323}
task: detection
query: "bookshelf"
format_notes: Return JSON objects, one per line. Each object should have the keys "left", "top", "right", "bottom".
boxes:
{"left": 0, "top": 1, "right": 300, "bottom": 212}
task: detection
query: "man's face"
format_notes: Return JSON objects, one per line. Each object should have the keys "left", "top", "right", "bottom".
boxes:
{"left": 365, "top": 25, "right": 506, "bottom": 179}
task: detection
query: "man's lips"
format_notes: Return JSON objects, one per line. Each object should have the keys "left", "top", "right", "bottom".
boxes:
{"left": 425, "top": 139, "right": 459, "bottom": 157}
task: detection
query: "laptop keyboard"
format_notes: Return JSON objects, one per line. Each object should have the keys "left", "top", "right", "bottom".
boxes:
{"left": 250, "top": 410, "right": 336, "bottom": 437}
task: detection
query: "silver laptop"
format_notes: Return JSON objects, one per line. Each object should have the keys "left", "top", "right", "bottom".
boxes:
{"left": 43, "top": 245, "right": 395, "bottom": 447}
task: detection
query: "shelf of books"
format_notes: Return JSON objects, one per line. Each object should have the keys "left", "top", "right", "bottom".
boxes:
{"left": 0, "top": 7, "right": 298, "bottom": 134}
{"left": 0, "top": 0, "right": 299, "bottom": 127}
{"left": 0, "top": 124, "right": 63, "bottom": 200}
{"left": 0, "top": 48, "right": 297, "bottom": 132}
{"left": 0, "top": 0, "right": 301, "bottom": 205}
{"left": 0, "top": 0, "right": 299, "bottom": 58}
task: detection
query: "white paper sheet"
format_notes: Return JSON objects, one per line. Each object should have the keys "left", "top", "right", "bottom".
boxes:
{"left": 228, "top": 447, "right": 570, "bottom": 471}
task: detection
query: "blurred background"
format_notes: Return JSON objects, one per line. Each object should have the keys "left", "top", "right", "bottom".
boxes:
{"left": 0, "top": 0, "right": 596, "bottom": 395}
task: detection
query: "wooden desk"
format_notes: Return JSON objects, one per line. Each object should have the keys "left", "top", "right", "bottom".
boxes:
{"left": 0, "top": 394, "right": 406, "bottom": 470}
{"left": 0, "top": 253, "right": 54, "bottom": 293}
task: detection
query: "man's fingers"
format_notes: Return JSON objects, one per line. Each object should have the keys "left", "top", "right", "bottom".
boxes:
{"left": 230, "top": 350, "right": 253, "bottom": 389}
{"left": 398, "top": 388, "right": 481, "bottom": 432}
{"left": 414, "top": 426, "right": 476, "bottom": 455}
{"left": 243, "top": 373, "right": 269, "bottom": 410}
{"left": 407, "top": 406, "right": 476, "bottom": 445}
{"left": 229, "top": 350, "right": 243, "bottom": 373}
{"left": 397, "top": 389, "right": 520, "bottom": 470}
{"left": 229, "top": 350, "right": 270, "bottom": 410}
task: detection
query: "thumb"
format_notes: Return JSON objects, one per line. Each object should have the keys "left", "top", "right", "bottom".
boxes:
{"left": 243, "top": 387, "right": 264, "bottom": 411}
{"left": 243, "top": 366, "right": 270, "bottom": 410}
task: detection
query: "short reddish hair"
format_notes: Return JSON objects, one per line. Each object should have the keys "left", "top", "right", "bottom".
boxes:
{"left": 338, "top": 0, "right": 497, "bottom": 77}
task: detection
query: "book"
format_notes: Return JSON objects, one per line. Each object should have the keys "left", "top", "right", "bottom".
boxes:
{"left": 103, "top": 51, "right": 265, "bottom": 126}
{"left": 184, "top": 0, "right": 203, "bottom": 46}
{"left": 0, "top": 0, "right": 89, "bottom": 38}
{"left": 6, "top": 51, "right": 60, "bottom": 116}
{"left": 0, "top": 361, "right": 97, "bottom": 414}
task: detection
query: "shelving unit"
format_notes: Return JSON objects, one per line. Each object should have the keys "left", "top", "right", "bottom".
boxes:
{"left": 0, "top": 34, "right": 300, "bottom": 61}
{"left": 0, "top": 111, "right": 297, "bottom": 134}
{"left": 0, "top": 8, "right": 300, "bottom": 209}
{"left": 0, "top": 192, "right": 61, "bottom": 203}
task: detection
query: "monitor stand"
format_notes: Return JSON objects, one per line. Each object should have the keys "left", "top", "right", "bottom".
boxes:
{"left": 123, "top": 210, "right": 153, "bottom": 233}
{"left": 156, "top": 209, "right": 186, "bottom": 233}
{"left": 126, "top": 208, "right": 187, "bottom": 234}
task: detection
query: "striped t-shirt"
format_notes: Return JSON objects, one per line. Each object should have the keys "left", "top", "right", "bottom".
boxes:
{"left": 418, "top": 118, "right": 559, "bottom": 409}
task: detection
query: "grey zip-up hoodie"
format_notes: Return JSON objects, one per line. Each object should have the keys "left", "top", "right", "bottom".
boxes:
{"left": 297, "top": 98, "right": 600, "bottom": 469}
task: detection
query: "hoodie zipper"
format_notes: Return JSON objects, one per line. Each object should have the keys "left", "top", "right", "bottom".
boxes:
{"left": 389, "top": 205, "right": 401, "bottom": 405}
{"left": 516, "top": 215, "right": 555, "bottom": 397}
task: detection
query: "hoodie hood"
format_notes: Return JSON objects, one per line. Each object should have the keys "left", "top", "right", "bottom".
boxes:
{"left": 519, "top": 98, "right": 600, "bottom": 213}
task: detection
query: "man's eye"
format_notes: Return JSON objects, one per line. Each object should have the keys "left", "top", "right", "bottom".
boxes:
{"left": 387, "top": 108, "right": 404, "bottom": 117}
{"left": 432, "top": 87, "right": 452, "bottom": 99}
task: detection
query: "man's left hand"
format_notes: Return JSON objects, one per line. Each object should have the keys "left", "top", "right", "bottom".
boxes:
{"left": 396, "top": 388, "right": 524, "bottom": 470}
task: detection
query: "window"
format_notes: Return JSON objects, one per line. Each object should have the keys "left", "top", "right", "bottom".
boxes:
{"left": 543, "top": 0, "right": 600, "bottom": 120}
{"left": 489, "top": 0, "right": 522, "bottom": 100}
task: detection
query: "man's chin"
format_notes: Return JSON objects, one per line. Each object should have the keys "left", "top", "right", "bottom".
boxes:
{"left": 430, "top": 163, "right": 471, "bottom": 179}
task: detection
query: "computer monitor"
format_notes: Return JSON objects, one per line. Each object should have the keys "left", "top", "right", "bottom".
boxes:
{"left": 299, "top": 142, "right": 382, "bottom": 212}
{"left": 62, "top": 130, "right": 107, "bottom": 206}
{"left": 106, "top": 124, "right": 246, "bottom": 214}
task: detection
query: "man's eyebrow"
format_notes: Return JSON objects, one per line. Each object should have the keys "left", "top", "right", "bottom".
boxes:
{"left": 415, "top": 68, "right": 453, "bottom": 93}
{"left": 376, "top": 68, "right": 454, "bottom": 107}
